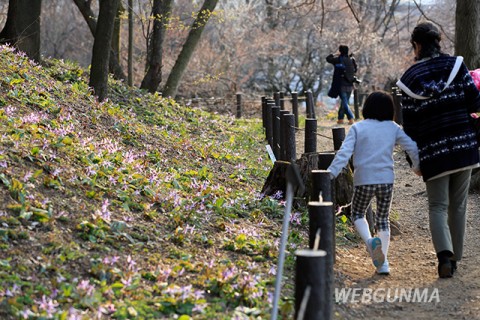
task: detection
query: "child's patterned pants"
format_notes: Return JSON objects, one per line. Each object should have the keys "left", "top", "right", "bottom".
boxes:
{"left": 351, "top": 184, "right": 393, "bottom": 232}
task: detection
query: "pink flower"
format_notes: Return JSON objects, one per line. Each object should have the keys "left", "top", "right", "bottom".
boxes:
{"left": 290, "top": 212, "right": 302, "bottom": 225}
{"left": 36, "top": 295, "right": 59, "bottom": 317}
{"left": 22, "top": 171, "right": 33, "bottom": 182}
{"left": 20, "top": 308, "right": 34, "bottom": 319}
{"left": 126, "top": 255, "right": 137, "bottom": 271}
{"left": 121, "top": 277, "right": 132, "bottom": 287}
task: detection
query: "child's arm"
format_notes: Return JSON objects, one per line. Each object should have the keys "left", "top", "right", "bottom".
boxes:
{"left": 327, "top": 127, "right": 356, "bottom": 178}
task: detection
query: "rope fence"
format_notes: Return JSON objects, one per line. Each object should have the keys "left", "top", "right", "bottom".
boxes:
{"left": 257, "top": 87, "right": 402, "bottom": 320}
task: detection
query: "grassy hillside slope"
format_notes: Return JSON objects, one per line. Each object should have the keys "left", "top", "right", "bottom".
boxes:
{"left": 0, "top": 45, "right": 308, "bottom": 319}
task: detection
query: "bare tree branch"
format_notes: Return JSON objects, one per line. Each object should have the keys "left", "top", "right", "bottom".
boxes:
{"left": 345, "top": 0, "right": 360, "bottom": 24}
{"left": 413, "top": 0, "right": 454, "bottom": 43}
{"left": 320, "top": 0, "right": 325, "bottom": 35}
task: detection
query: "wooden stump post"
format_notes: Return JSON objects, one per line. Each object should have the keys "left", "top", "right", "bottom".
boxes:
{"left": 261, "top": 96, "right": 267, "bottom": 131}
{"left": 236, "top": 93, "right": 242, "bottom": 119}
{"left": 304, "top": 118, "right": 317, "bottom": 154}
{"left": 296, "top": 153, "right": 319, "bottom": 200}
{"left": 354, "top": 88, "right": 360, "bottom": 120}
{"left": 292, "top": 92, "right": 299, "bottom": 130}
{"left": 310, "top": 170, "right": 332, "bottom": 202}
{"left": 266, "top": 100, "right": 274, "bottom": 146}
{"left": 332, "top": 127, "right": 345, "bottom": 151}
{"left": 297, "top": 152, "right": 352, "bottom": 209}
{"left": 274, "top": 91, "right": 280, "bottom": 108}
{"left": 305, "top": 91, "right": 312, "bottom": 118}
{"left": 392, "top": 87, "right": 403, "bottom": 125}
{"left": 280, "top": 91, "right": 285, "bottom": 111}
{"left": 307, "top": 201, "right": 333, "bottom": 319}
{"left": 308, "top": 202, "right": 333, "bottom": 253}
{"left": 272, "top": 106, "right": 281, "bottom": 159}
{"left": 261, "top": 161, "right": 290, "bottom": 197}
{"left": 297, "top": 153, "right": 334, "bottom": 197}
{"left": 306, "top": 90, "right": 316, "bottom": 119}
{"left": 280, "top": 110, "right": 290, "bottom": 161}
{"left": 333, "top": 167, "right": 354, "bottom": 208}
{"left": 284, "top": 114, "right": 296, "bottom": 163}
{"left": 318, "top": 152, "right": 335, "bottom": 170}
{"left": 294, "top": 249, "right": 330, "bottom": 320}
{"left": 311, "top": 170, "right": 336, "bottom": 263}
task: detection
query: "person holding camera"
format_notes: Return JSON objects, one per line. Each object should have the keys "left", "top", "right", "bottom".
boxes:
{"left": 326, "top": 45, "right": 358, "bottom": 125}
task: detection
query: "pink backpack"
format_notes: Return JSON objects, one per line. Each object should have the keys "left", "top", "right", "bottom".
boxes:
{"left": 470, "top": 69, "right": 480, "bottom": 144}
{"left": 471, "top": 69, "right": 480, "bottom": 90}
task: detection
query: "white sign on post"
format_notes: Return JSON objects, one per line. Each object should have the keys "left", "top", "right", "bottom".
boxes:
{"left": 266, "top": 145, "right": 276, "bottom": 164}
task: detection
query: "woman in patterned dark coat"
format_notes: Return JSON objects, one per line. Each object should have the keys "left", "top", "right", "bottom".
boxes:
{"left": 397, "top": 22, "right": 480, "bottom": 278}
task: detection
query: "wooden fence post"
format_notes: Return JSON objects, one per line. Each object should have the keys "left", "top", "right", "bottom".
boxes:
{"left": 236, "top": 93, "right": 242, "bottom": 118}
{"left": 265, "top": 100, "right": 274, "bottom": 146}
{"left": 353, "top": 88, "right": 360, "bottom": 120}
{"left": 305, "top": 90, "right": 316, "bottom": 119}
{"left": 307, "top": 201, "right": 333, "bottom": 320}
{"left": 304, "top": 118, "right": 317, "bottom": 154}
{"left": 332, "top": 127, "right": 346, "bottom": 151}
{"left": 311, "top": 170, "right": 336, "bottom": 264}
{"left": 272, "top": 106, "right": 281, "bottom": 159}
{"left": 274, "top": 91, "right": 281, "bottom": 108}
{"left": 317, "top": 152, "right": 335, "bottom": 170}
{"left": 291, "top": 92, "right": 299, "bottom": 130}
{"left": 310, "top": 170, "right": 332, "bottom": 202}
{"left": 392, "top": 87, "right": 403, "bottom": 125}
{"left": 284, "top": 113, "right": 296, "bottom": 163}
{"left": 294, "top": 249, "right": 329, "bottom": 320}
{"left": 280, "top": 110, "right": 290, "bottom": 161}
{"left": 261, "top": 96, "right": 267, "bottom": 130}
{"left": 280, "top": 91, "right": 285, "bottom": 111}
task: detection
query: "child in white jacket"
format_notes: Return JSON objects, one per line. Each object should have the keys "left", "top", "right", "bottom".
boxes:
{"left": 328, "top": 91, "right": 421, "bottom": 275}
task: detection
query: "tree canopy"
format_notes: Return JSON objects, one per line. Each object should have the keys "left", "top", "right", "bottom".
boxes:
{"left": 0, "top": 0, "right": 478, "bottom": 102}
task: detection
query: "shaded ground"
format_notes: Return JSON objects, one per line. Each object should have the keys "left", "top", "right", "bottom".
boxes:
{"left": 309, "top": 120, "right": 480, "bottom": 320}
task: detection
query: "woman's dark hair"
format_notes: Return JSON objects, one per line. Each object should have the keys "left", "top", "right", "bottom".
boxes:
{"left": 362, "top": 91, "right": 394, "bottom": 121}
{"left": 339, "top": 45, "right": 349, "bottom": 56}
{"left": 411, "top": 22, "right": 442, "bottom": 60}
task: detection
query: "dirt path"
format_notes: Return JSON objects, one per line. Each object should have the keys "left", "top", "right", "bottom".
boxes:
{"left": 309, "top": 121, "right": 480, "bottom": 319}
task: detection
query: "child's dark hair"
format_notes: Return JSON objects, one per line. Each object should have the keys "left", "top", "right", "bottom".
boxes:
{"left": 362, "top": 91, "right": 394, "bottom": 121}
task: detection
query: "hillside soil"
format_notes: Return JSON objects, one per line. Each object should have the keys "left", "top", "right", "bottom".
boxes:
{"left": 310, "top": 120, "right": 480, "bottom": 320}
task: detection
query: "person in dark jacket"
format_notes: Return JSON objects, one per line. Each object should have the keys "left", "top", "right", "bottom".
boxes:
{"left": 326, "top": 45, "right": 357, "bottom": 124}
{"left": 397, "top": 22, "right": 480, "bottom": 278}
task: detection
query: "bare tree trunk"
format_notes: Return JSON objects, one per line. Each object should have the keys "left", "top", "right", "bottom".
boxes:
{"left": 112, "top": 1, "right": 125, "bottom": 64}
{"left": 162, "top": 0, "right": 219, "bottom": 98}
{"left": 265, "top": 1, "right": 279, "bottom": 93}
{"left": 455, "top": 0, "right": 480, "bottom": 68}
{"left": 89, "top": 0, "right": 119, "bottom": 101}
{"left": 0, "top": 0, "right": 42, "bottom": 62}
{"left": 71, "top": 0, "right": 96, "bottom": 33}
{"left": 0, "top": 0, "right": 18, "bottom": 45}
{"left": 128, "top": 0, "right": 134, "bottom": 86}
{"left": 140, "top": 0, "right": 173, "bottom": 93}
{"left": 72, "top": 0, "right": 126, "bottom": 81}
